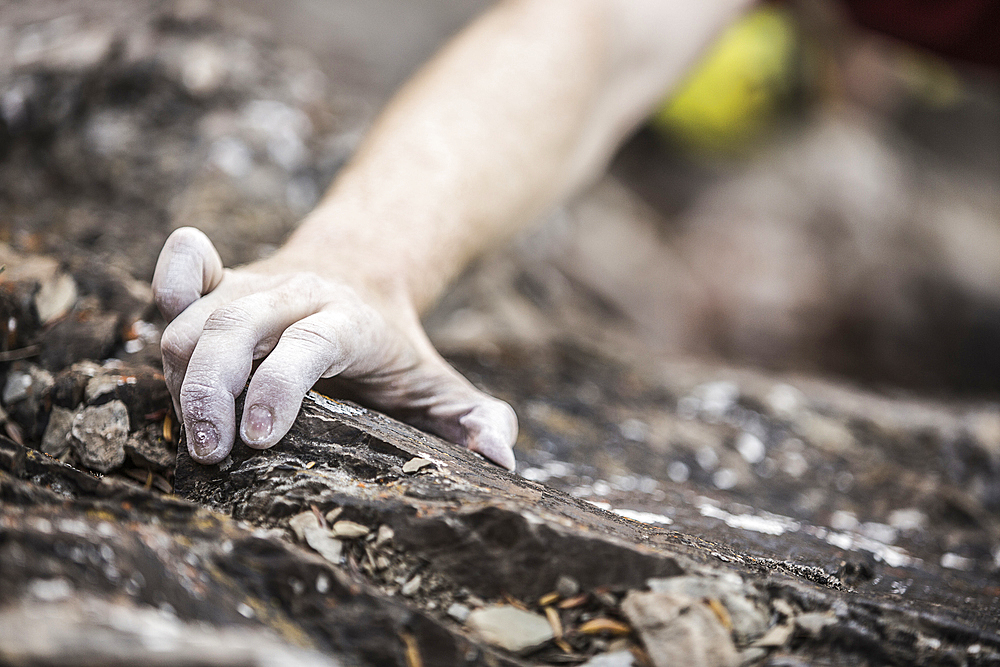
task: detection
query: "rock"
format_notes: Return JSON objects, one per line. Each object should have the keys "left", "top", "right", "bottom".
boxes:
{"left": 580, "top": 651, "right": 636, "bottom": 667}
{"left": 556, "top": 574, "right": 580, "bottom": 598}
{"left": 402, "top": 457, "right": 434, "bottom": 474}
{"left": 124, "top": 423, "right": 176, "bottom": 471}
{"left": 751, "top": 621, "right": 793, "bottom": 648}
{"left": 41, "top": 406, "right": 75, "bottom": 457}
{"left": 647, "top": 573, "right": 768, "bottom": 644}
{"left": 374, "top": 525, "right": 393, "bottom": 547}
{"left": 34, "top": 273, "right": 77, "bottom": 325}
{"left": 795, "top": 612, "right": 836, "bottom": 637}
{"left": 466, "top": 605, "right": 554, "bottom": 654}
{"left": 288, "top": 512, "right": 342, "bottom": 564}
{"left": 39, "top": 302, "right": 120, "bottom": 371}
{"left": 330, "top": 521, "right": 368, "bottom": 539}
{"left": 622, "top": 591, "right": 739, "bottom": 667}
{"left": 0, "top": 596, "right": 341, "bottom": 667}
{"left": 447, "top": 603, "right": 471, "bottom": 623}
{"left": 70, "top": 400, "right": 129, "bottom": 473}
{"left": 400, "top": 574, "right": 421, "bottom": 597}
{"left": 3, "top": 364, "right": 54, "bottom": 406}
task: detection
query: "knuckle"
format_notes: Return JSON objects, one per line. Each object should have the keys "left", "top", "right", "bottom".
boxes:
{"left": 202, "top": 303, "right": 254, "bottom": 332}
{"left": 159, "top": 326, "right": 195, "bottom": 365}
{"left": 283, "top": 320, "right": 338, "bottom": 354}
{"left": 179, "top": 378, "right": 219, "bottom": 408}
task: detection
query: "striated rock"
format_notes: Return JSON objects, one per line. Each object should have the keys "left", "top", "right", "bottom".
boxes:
{"left": 70, "top": 400, "right": 129, "bottom": 473}
{"left": 466, "top": 605, "right": 554, "bottom": 654}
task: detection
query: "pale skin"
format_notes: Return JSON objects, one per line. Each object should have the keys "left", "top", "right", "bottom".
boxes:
{"left": 152, "top": 0, "right": 754, "bottom": 469}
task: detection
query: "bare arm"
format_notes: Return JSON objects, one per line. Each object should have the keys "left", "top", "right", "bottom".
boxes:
{"left": 153, "top": 0, "right": 753, "bottom": 468}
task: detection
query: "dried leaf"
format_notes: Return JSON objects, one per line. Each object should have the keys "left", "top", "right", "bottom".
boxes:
{"left": 577, "top": 617, "right": 631, "bottom": 636}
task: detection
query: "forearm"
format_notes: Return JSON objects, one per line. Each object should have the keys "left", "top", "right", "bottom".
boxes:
{"left": 269, "top": 0, "right": 754, "bottom": 314}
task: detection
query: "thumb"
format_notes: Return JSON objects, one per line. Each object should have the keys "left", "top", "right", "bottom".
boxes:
{"left": 152, "top": 227, "right": 225, "bottom": 321}
{"left": 388, "top": 353, "right": 519, "bottom": 471}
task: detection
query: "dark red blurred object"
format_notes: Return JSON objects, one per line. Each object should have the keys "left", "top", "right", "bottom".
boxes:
{"left": 840, "top": 0, "right": 1000, "bottom": 69}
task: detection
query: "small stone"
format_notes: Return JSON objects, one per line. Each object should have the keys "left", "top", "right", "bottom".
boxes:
{"left": 374, "top": 524, "right": 394, "bottom": 547}
{"left": 579, "top": 651, "right": 636, "bottom": 667}
{"left": 555, "top": 575, "right": 580, "bottom": 598}
{"left": 330, "top": 521, "right": 369, "bottom": 539}
{"left": 288, "top": 512, "right": 342, "bottom": 564}
{"left": 84, "top": 375, "right": 120, "bottom": 403}
{"left": 402, "top": 457, "right": 435, "bottom": 474}
{"left": 34, "top": 273, "right": 77, "bottom": 326}
{"left": 751, "top": 622, "right": 793, "bottom": 648}
{"left": 401, "top": 574, "right": 422, "bottom": 597}
{"left": 795, "top": 612, "right": 836, "bottom": 636}
{"left": 738, "top": 648, "right": 768, "bottom": 666}
{"left": 466, "top": 605, "right": 554, "bottom": 654}
{"left": 41, "top": 406, "right": 75, "bottom": 457}
{"left": 447, "top": 603, "right": 471, "bottom": 623}
{"left": 70, "top": 401, "right": 129, "bottom": 473}
{"left": 124, "top": 424, "right": 176, "bottom": 471}
{"left": 622, "top": 591, "right": 739, "bottom": 667}
{"left": 646, "top": 574, "right": 768, "bottom": 644}
{"left": 375, "top": 555, "right": 390, "bottom": 571}
{"left": 324, "top": 508, "right": 343, "bottom": 524}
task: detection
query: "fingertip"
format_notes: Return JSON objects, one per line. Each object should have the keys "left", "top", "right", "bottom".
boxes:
{"left": 185, "top": 419, "right": 231, "bottom": 464}
{"left": 460, "top": 401, "right": 518, "bottom": 471}
{"left": 152, "top": 227, "right": 225, "bottom": 320}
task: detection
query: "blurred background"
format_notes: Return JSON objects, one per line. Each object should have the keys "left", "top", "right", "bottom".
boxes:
{"left": 3, "top": 0, "right": 998, "bottom": 395}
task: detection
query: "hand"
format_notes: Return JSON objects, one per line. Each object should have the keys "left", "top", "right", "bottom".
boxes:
{"left": 151, "top": 227, "right": 517, "bottom": 469}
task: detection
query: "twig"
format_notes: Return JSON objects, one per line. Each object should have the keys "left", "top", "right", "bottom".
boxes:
{"left": 0, "top": 345, "right": 41, "bottom": 362}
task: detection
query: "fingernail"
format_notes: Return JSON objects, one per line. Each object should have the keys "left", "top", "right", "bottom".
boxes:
{"left": 244, "top": 405, "right": 273, "bottom": 443}
{"left": 189, "top": 420, "right": 219, "bottom": 459}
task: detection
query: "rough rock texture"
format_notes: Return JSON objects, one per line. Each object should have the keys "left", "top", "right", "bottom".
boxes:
{"left": 2, "top": 1, "right": 1000, "bottom": 666}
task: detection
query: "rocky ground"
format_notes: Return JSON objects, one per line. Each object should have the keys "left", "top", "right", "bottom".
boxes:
{"left": 1, "top": 1, "right": 999, "bottom": 665}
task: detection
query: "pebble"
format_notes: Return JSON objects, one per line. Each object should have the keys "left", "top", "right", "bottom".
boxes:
{"left": 374, "top": 524, "right": 394, "bottom": 547}
{"left": 447, "top": 603, "right": 471, "bottom": 623}
{"left": 124, "top": 424, "right": 176, "bottom": 471}
{"left": 795, "top": 612, "right": 836, "bottom": 636}
{"left": 288, "top": 512, "right": 342, "bottom": 564}
{"left": 647, "top": 574, "right": 768, "bottom": 643}
{"left": 466, "top": 605, "right": 554, "bottom": 654}
{"left": 622, "top": 591, "right": 739, "bottom": 667}
{"left": 401, "top": 574, "right": 421, "bottom": 597}
{"left": 70, "top": 400, "right": 129, "bottom": 473}
{"left": 579, "top": 651, "right": 636, "bottom": 667}
{"left": 41, "top": 406, "right": 75, "bottom": 457}
{"left": 330, "top": 521, "right": 369, "bottom": 539}
{"left": 402, "top": 457, "right": 435, "bottom": 474}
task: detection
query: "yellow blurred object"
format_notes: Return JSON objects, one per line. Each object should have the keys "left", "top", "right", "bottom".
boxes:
{"left": 651, "top": 6, "right": 799, "bottom": 154}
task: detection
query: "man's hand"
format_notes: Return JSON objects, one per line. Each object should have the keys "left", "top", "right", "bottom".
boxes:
{"left": 152, "top": 227, "right": 517, "bottom": 469}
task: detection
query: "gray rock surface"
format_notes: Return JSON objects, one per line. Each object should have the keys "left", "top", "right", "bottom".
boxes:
{"left": 622, "top": 591, "right": 739, "bottom": 667}
{"left": 70, "top": 400, "right": 129, "bottom": 473}
{"left": 41, "top": 406, "right": 74, "bottom": 457}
